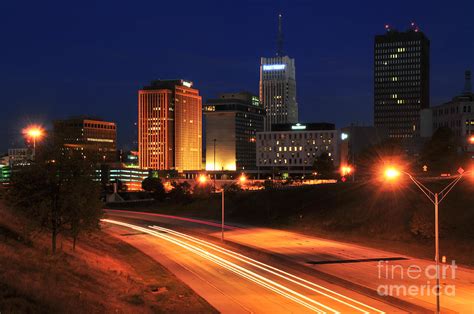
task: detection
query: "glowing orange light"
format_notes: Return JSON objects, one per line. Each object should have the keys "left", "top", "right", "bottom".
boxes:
{"left": 198, "top": 174, "right": 207, "bottom": 184}
{"left": 469, "top": 136, "right": 474, "bottom": 144}
{"left": 384, "top": 167, "right": 401, "bottom": 180}
{"left": 340, "top": 166, "right": 353, "bottom": 176}
{"left": 239, "top": 174, "right": 247, "bottom": 184}
{"left": 23, "top": 125, "right": 45, "bottom": 140}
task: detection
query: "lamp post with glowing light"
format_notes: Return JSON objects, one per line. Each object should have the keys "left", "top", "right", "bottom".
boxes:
{"left": 469, "top": 135, "right": 474, "bottom": 145}
{"left": 382, "top": 165, "right": 472, "bottom": 314}
{"left": 23, "top": 125, "right": 45, "bottom": 160}
{"left": 340, "top": 165, "right": 353, "bottom": 182}
{"left": 198, "top": 173, "right": 225, "bottom": 241}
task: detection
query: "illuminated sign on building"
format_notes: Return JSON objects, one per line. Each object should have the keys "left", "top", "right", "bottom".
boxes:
{"left": 341, "top": 133, "right": 349, "bottom": 140}
{"left": 182, "top": 81, "right": 193, "bottom": 88}
{"left": 252, "top": 96, "right": 260, "bottom": 107}
{"left": 263, "top": 64, "right": 286, "bottom": 71}
{"left": 291, "top": 123, "right": 306, "bottom": 130}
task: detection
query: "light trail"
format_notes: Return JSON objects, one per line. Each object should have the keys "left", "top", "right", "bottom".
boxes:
{"left": 149, "top": 225, "right": 384, "bottom": 314}
{"left": 102, "top": 219, "right": 333, "bottom": 313}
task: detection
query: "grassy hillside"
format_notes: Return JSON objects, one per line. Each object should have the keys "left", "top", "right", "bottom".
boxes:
{"left": 0, "top": 201, "right": 216, "bottom": 313}
{"left": 108, "top": 180, "right": 474, "bottom": 266}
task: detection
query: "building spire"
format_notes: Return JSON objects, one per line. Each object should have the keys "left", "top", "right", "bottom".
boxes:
{"left": 464, "top": 70, "right": 472, "bottom": 94}
{"left": 276, "top": 13, "right": 284, "bottom": 57}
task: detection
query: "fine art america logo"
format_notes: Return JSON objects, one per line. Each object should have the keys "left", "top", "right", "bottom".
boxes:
{"left": 376, "top": 260, "right": 457, "bottom": 297}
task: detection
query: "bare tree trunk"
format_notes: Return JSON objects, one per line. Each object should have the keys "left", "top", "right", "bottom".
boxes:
{"left": 52, "top": 227, "right": 57, "bottom": 254}
{"left": 73, "top": 234, "right": 77, "bottom": 251}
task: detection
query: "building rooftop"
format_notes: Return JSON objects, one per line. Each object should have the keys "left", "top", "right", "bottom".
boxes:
{"left": 267, "top": 123, "right": 335, "bottom": 132}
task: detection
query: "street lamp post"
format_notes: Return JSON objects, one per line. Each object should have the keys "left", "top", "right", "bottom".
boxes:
{"left": 213, "top": 139, "right": 217, "bottom": 188}
{"left": 221, "top": 187, "right": 224, "bottom": 242}
{"left": 384, "top": 166, "right": 472, "bottom": 314}
{"left": 23, "top": 125, "right": 45, "bottom": 160}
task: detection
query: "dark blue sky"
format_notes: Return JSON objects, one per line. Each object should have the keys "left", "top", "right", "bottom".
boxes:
{"left": 1, "top": 0, "right": 473, "bottom": 152}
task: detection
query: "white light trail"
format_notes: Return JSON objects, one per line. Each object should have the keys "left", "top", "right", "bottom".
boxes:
{"left": 103, "top": 219, "right": 331, "bottom": 313}
{"left": 149, "top": 225, "right": 384, "bottom": 314}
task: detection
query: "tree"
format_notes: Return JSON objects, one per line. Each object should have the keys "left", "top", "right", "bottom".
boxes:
{"left": 193, "top": 182, "right": 213, "bottom": 199}
{"left": 420, "top": 127, "right": 461, "bottom": 173}
{"left": 168, "top": 181, "right": 192, "bottom": 203}
{"left": 142, "top": 177, "right": 166, "bottom": 201}
{"left": 312, "top": 152, "right": 336, "bottom": 179}
{"left": 7, "top": 154, "right": 103, "bottom": 253}
{"left": 263, "top": 179, "right": 274, "bottom": 190}
{"left": 222, "top": 182, "right": 242, "bottom": 196}
{"left": 65, "top": 175, "right": 103, "bottom": 250}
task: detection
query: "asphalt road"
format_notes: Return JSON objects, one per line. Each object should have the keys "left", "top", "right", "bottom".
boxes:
{"left": 104, "top": 208, "right": 474, "bottom": 313}
{"left": 102, "top": 213, "right": 405, "bottom": 313}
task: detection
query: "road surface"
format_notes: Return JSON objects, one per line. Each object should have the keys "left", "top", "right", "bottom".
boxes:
{"left": 103, "top": 217, "right": 403, "bottom": 313}
{"left": 104, "top": 209, "right": 474, "bottom": 313}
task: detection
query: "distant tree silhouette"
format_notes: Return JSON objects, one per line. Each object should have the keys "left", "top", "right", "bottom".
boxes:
{"left": 420, "top": 127, "right": 461, "bottom": 173}
{"left": 141, "top": 177, "right": 166, "bottom": 201}
{"left": 7, "top": 150, "right": 102, "bottom": 253}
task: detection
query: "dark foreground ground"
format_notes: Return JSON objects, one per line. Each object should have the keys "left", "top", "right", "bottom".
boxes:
{"left": 109, "top": 179, "right": 474, "bottom": 267}
{"left": 0, "top": 201, "right": 216, "bottom": 314}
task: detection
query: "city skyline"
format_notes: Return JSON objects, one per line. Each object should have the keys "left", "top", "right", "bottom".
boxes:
{"left": 1, "top": 0, "right": 474, "bottom": 152}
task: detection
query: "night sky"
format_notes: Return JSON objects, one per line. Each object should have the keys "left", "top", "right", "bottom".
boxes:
{"left": 1, "top": 0, "right": 473, "bottom": 152}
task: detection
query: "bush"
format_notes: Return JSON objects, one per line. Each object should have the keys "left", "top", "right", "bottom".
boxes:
{"left": 263, "top": 180, "right": 274, "bottom": 190}
{"left": 409, "top": 209, "right": 434, "bottom": 239}
{"left": 168, "top": 181, "right": 192, "bottom": 203}
{"left": 141, "top": 177, "right": 166, "bottom": 201}
{"left": 193, "top": 183, "right": 212, "bottom": 199}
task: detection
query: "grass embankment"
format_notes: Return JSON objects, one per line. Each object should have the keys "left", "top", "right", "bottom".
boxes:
{"left": 0, "top": 201, "right": 216, "bottom": 314}
{"left": 108, "top": 180, "right": 474, "bottom": 267}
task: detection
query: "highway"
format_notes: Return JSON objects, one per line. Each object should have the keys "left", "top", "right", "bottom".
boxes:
{"left": 104, "top": 209, "right": 474, "bottom": 313}
{"left": 102, "top": 215, "right": 404, "bottom": 313}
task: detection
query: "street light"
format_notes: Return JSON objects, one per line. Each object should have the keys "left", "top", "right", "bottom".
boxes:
{"left": 340, "top": 165, "right": 353, "bottom": 177}
{"left": 469, "top": 135, "right": 474, "bottom": 144}
{"left": 382, "top": 165, "right": 472, "bottom": 314}
{"left": 383, "top": 167, "right": 401, "bottom": 180}
{"left": 198, "top": 174, "right": 207, "bottom": 184}
{"left": 239, "top": 173, "right": 247, "bottom": 184}
{"left": 22, "top": 125, "right": 45, "bottom": 159}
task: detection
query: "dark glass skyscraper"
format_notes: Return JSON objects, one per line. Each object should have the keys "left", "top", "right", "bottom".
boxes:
{"left": 374, "top": 24, "right": 430, "bottom": 138}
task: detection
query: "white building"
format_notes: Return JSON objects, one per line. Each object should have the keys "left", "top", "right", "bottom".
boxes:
{"left": 420, "top": 71, "right": 474, "bottom": 153}
{"left": 260, "top": 56, "right": 298, "bottom": 131}
{"left": 256, "top": 123, "right": 339, "bottom": 175}
{"left": 8, "top": 148, "right": 32, "bottom": 168}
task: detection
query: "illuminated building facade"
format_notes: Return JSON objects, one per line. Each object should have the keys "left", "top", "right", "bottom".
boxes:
{"left": 98, "top": 165, "right": 149, "bottom": 191}
{"left": 53, "top": 117, "right": 117, "bottom": 162}
{"left": 7, "top": 148, "right": 33, "bottom": 167}
{"left": 203, "top": 92, "right": 264, "bottom": 171}
{"left": 138, "top": 80, "right": 202, "bottom": 171}
{"left": 257, "top": 123, "right": 339, "bottom": 175}
{"left": 374, "top": 24, "right": 430, "bottom": 138}
{"left": 420, "top": 71, "right": 474, "bottom": 153}
{"left": 260, "top": 14, "right": 298, "bottom": 131}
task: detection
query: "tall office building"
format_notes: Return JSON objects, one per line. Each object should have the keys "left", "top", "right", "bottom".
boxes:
{"left": 374, "top": 23, "right": 430, "bottom": 138}
{"left": 138, "top": 80, "right": 202, "bottom": 171}
{"left": 53, "top": 117, "right": 117, "bottom": 162}
{"left": 203, "top": 92, "right": 264, "bottom": 171}
{"left": 260, "top": 14, "right": 298, "bottom": 131}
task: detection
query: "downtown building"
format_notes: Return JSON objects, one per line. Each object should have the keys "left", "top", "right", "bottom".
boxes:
{"left": 256, "top": 123, "right": 339, "bottom": 176}
{"left": 374, "top": 24, "right": 430, "bottom": 139}
{"left": 203, "top": 92, "right": 264, "bottom": 171}
{"left": 260, "top": 14, "right": 298, "bottom": 131}
{"left": 138, "top": 79, "right": 202, "bottom": 171}
{"left": 53, "top": 116, "right": 117, "bottom": 162}
{"left": 420, "top": 71, "right": 474, "bottom": 155}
